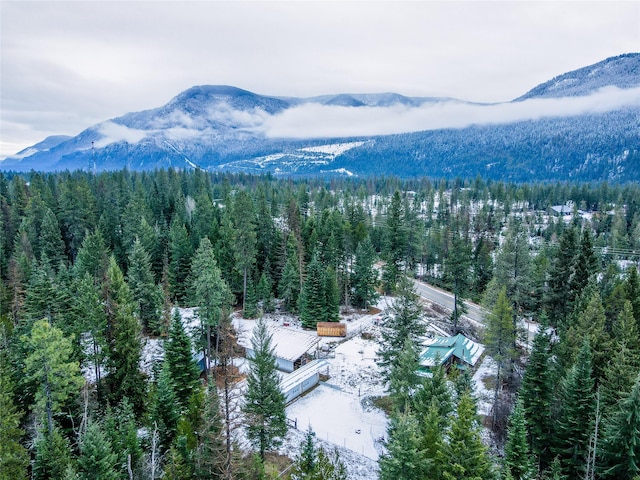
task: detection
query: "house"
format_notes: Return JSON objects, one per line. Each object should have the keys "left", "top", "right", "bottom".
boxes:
{"left": 280, "top": 359, "right": 328, "bottom": 403}
{"left": 241, "top": 325, "right": 321, "bottom": 373}
{"left": 551, "top": 205, "right": 573, "bottom": 216}
{"left": 317, "top": 322, "right": 347, "bottom": 337}
{"left": 418, "top": 333, "right": 485, "bottom": 374}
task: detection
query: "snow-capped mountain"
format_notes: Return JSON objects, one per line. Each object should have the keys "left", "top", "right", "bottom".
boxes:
{"left": 2, "top": 53, "right": 639, "bottom": 181}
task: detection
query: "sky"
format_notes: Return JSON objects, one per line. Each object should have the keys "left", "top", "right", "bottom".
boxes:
{"left": 1, "top": 1, "right": 639, "bottom": 158}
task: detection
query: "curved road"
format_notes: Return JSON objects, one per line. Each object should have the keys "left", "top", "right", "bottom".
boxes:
{"left": 411, "top": 279, "right": 487, "bottom": 327}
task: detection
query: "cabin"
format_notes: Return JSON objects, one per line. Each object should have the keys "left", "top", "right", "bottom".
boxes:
{"left": 317, "top": 322, "right": 347, "bottom": 337}
{"left": 551, "top": 205, "right": 573, "bottom": 216}
{"left": 280, "top": 359, "right": 328, "bottom": 403}
{"left": 418, "top": 333, "right": 485, "bottom": 374}
{"left": 241, "top": 325, "right": 320, "bottom": 373}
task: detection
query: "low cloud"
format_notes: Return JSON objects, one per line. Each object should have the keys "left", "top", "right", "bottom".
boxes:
{"left": 261, "top": 86, "right": 640, "bottom": 139}
{"left": 94, "top": 121, "right": 147, "bottom": 148}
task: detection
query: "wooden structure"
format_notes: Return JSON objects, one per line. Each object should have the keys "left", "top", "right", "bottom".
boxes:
{"left": 316, "top": 322, "right": 347, "bottom": 337}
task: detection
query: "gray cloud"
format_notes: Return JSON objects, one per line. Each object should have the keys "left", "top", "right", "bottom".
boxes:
{"left": 1, "top": 1, "right": 639, "bottom": 157}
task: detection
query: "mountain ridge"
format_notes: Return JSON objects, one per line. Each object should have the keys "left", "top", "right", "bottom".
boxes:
{"left": 2, "top": 53, "right": 639, "bottom": 181}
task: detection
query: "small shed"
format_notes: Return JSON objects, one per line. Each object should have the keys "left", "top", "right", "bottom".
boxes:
{"left": 280, "top": 359, "right": 328, "bottom": 403}
{"left": 418, "top": 334, "right": 485, "bottom": 373}
{"left": 317, "top": 322, "right": 347, "bottom": 337}
{"left": 242, "top": 325, "right": 320, "bottom": 373}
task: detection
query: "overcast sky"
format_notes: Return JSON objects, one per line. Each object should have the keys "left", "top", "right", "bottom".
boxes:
{"left": 1, "top": 1, "right": 639, "bottom": 158}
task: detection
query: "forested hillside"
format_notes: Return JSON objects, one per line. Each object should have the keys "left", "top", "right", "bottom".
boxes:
{"left": 1, "top": 169, "right": 639, "bottom": 479}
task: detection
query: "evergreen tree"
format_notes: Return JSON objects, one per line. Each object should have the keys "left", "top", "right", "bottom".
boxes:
{"left": 189, "top": 237, "right": 233, "bottom": 377}
{"left": 23, "top": 318, "right": 83, "bottom": 434}
{"left": 74, "top": 273, "right": 108, "bottom": 401}
{"left": 165, "top": 309, "right": 201, "bottom": 412}
{"left": 256, "top": 269, "right": 275, "bottom": 314}
{"left": 104, "top": 256, "right": 146, "bottom": 412}
{"left": 32, "top": 427, "right": 74, "bottom": 480}
{"left": 443, "top": 231, "right": 472, "bottom": 333}
{"left": 0, "top": 351, "right": 28, "bottom": 480}
{"left": 243, "top": 318, "right": 287, "bottom": 461}
{"left": 194, "top": 385, "right": 227, "bottom": 480}
{"left": 569, "top": 229, "right": 598, "bottom": 300}
{"left": 150, "top": 360, "right": 180, "bottom": 452}
{"left": 127, "top": 238, "right": 162, "bottom": 335}
{"left": 279, "top": 254, "right": 301, "bottom": 313}
{"left": 379, "top": 411, "right": 426, "bottom": 480}
{"left": 554, "top": 340, "right": 595, "bottom": 480}
{"left": 598, "top": 374, "right": 640, "bottom": 479}
{"left": 291, "top": 427, "right": 317, "bottom": 479}
{"left": 625, "top": 265, "right": 640, "bottom": 330}
{"left": 103, "top": 398, "right": 143, "bottom": 479}
{"left": 421, "top": 398, "right": 448, "bottom": 480}
{"left": 351, "top": 235, "right": 379, "bottom": 310}
{"left": 388, "top": 337, "right": 420, "bottom": 413}
{"left": 168, "top": 219, "right": 193, "bottom": 303}
{"left": 232, "top": 190, "right": 257, "bottom": 317}
{"left": 413, "top": 363, "right": 454, "bottom": 431}
{"left": 443, "top": 391, "right": 493, "bottom": 480}
{"left": 324, "top": 266, "right": 340, "bottom": 322}
{"left": 520, "top": 326, "right": 555, "bottom": 467}
{"left": 299, "top": 253, "right": 331, "bottom": 329}
{"left": 377, "top": 276, "right": 425, "bottom": 379}
{"left": 381, "top": 191, "right": 406, "bottom": 293}
{"left": 547, "top": 227, "right": 578, "bottom": 328}
{"left": 310, "top": 446, "right": 348, "bottom": 480}
{"left": 77, "top": 422, "right": 119, "bottom": 480}
{"left": 39, "top": 207, "right": 65, "bottom": 268}
{"left": 504, "top": 399, "right": 535, "bottom": 480}
{"left": 243, "top": 274, "right": 259, "bottom": 319}
{"left": 484, "top": 287, "right": 518, "bottom": 393}
{"left": 74, "top": 228, "right": 109, "bottom": 286}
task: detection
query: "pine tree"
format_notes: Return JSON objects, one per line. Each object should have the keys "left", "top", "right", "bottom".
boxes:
{"left": 165, "top": 309, "right": 201, "bottom": 412}
{"left": 352, "top": 235, "right": 379, "bottom": 310}
{"left": 256, "top": 269, "right": 275, "bottom": 314}
{"left": 150, "top": 360, "right": 180, "bottom": 452}
{"left": 388, "top": 337, "right": 420, "bottom": 413}
{"left": 127, "top": 238, "right": 162, "bottom": 335}
{"left": 104, "top": 256, "right": 146, "bottom": 412}
{"left": 413, "top": 363, "right": 453, "bottom": 431}
{"left": 23, "top": 318, "right": 84, "bottom": 434}
{"left": 598, "top": 374, "right": 640, "bottom": 479}
{"left": 189, "top": 237, "right": 233, "bottom": 377}
{"left": 243, "top": 274, "right": 259, "bottom": 319}
{"left": 74, "top": 273, "right": 108, "bottom": 401}
{"left": 569, "top": 229, "right": 598, "bottom": 301}
{"left": 625, "top": 265, "right": 640, "bottom": 331}
{"left": 520, "top": 326, "right": 555, "bottom": 467}
{"left": 39, "top": 207, "right": 65, "bottom": 269}
{"left": 103, "top": 398, "right": 143, "bottom": 479}
{"left": 194, "top": 385, "right": 227, "bottom": 480}
{"left": 554, "top": 339, "right": 595, "bottom": 480}
{"left": 379, "top": 411, "right": 426, "bottom": 480}
{"left": 381, "top": 191, "right": 406, "bottom": 293}
{"left": 243, "top": 318, "right": 287, "bottom": 461}
{"left": 443, "top": 232, "right": 472, "bottom": 333}
{"left": 74, "top": 228, "right": 109, "bottom": 286}
{"left": 299, "top": 252, "right": 330, "bottom": 329}
{"left": 547, "top": 227, "right": 577, "bottom": 328}
{"left": 484, "top": 286, "right": 518, "bottom": 395}
{"left": 77, "top": 422, "right": 119, "bottom": 480}
{"left": 169, "top": 219, "right": 193, "bottom": 303}
{"left": 443, "top": 391, "right": 493, "bottom": 480}
{"left": 311, "top": 446, "right": 348, "bottom": 480}
{"left": 32, "top": 427, "right": 74, "bottom": 480}
{"left": 232, "top": 190, "right": 257, "bottom": 317}
{"left": 291, "top": 427, "right": 317, "bottom": 478}
{"left": 377, "top": 276, "right": 425, "bottom": 379}
{"left": 0, "top": 351, "right": 28, "bottom": 480}
{"left": 504, "top": 399, "right": 535, "bottom": 480}
{"left": 279, "top": 254, "right": 301, "bottom": 313}
{"left": 421, "top": 398, "right": 448, "bottom": 480}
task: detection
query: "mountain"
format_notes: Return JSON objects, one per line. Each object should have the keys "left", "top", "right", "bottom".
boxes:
{"left": 2, "top": 53, "right": 639, "bottom": 181}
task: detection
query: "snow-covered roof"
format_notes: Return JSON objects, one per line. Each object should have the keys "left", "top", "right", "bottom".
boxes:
{"left": 280, "top": 359, "right": 328, "bottom": 392}
{"left": 419, "top": 334, "right": 485, "bottom": 368}
{"left": 241, "top": 325, "right": 321, "bottom": 363}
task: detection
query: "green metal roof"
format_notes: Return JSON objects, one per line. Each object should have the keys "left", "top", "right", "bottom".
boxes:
{"left": 419, "top": 334, "right": 485, "bottom": 368}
